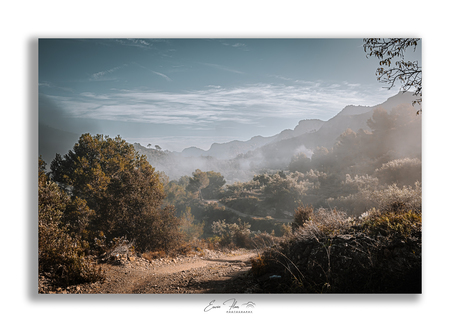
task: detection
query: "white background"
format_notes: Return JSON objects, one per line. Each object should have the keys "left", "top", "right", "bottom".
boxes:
{"left": 2, "top": 1, "right": 458, "bottom": 330}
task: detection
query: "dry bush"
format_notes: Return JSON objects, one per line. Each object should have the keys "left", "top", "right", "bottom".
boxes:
{"left": 375, "top": 158, "right": 421, "bottom": 186}
{"left": 251, "top": 231, "right": 280, "bottom": 250}
{"left": 328, "top": 181, "right": 421, "bottom": 217}
{"left": 39, "top": 220, "right": 103, "bottom": 286}
{"left": 370, "top": 182, "right": 421, "bottom": 214}
{"left": 251, "top": 254, "right": 269, "bottom": 277}
{"left": 251, "top": 191, "right": 422, "bottom": 293}
{"left": 292, "top": 204, "right": 314, "bottom": 231}
{"left": 296, "top": 207, "right": 351, "bottom": 240}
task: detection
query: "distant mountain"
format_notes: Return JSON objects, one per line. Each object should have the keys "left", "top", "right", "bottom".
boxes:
{"left": 274, "top": 119, "right": 325, "bottom": 142}
{"left": 253, "top": 91, "right": 420, "bottom": 168}
{"left": 308, "top": 91, "right": 418, "bottom": 147}
{"left": 179, "top": 119, "right": 325, "bottom": 159}
{"left": 178, "top": 92, "right": 418, "bottom": 162}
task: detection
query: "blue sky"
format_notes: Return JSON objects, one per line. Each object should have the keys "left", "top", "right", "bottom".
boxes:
{"left": 39, "top": 38, "right": 421, "bottom": 152}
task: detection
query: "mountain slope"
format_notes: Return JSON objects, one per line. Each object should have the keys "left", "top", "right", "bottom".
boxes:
{"left": 245, "top": 92, "right": 420, "bottom": 169}
{"left": 180, "top": 119, "right": 325, "bottom": 159}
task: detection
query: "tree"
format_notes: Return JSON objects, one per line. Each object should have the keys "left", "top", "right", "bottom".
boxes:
{"left": 363, "top": 38, "right": 421, "bottom": 112}
{"left": 289, "top": 152, "right": 312, "bottom": 173}
{"left": 201, "top": 171, "right": 226, "bottom": 199}
{"left": 186, "top": 169, "right": 210, "bottom": 200}
{"left": 50, "top": 134, "right": 180, "bottom": 252}
{"left": 38, "top": 156, "right": 103, "bottom": 285}
{"left": 179, "top": 206, "right": 204, "bottom": 243}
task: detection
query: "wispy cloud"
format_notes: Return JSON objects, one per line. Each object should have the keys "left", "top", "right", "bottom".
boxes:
{"left": 133, "top": 62, "right": 172, "bottom": 81}
{"left": 219, "top": 40, "right": 247, "bottom": 50}
{"left": 150, "top": 70, "right": 172, "bottom": 81}
{"left": 39, "top": 81, "right": 74, "bottom": 92}
{"left": 90, "top": 64, "right": 127, "bottom": 81}
{"left": 200, "top": 62, "right": 245, "bottom": 75}
{"left": 114, "top": 39, "right": 154, "bottom": 49}
{"left": 45, "top": 81, "right": 395, "bottom": 127}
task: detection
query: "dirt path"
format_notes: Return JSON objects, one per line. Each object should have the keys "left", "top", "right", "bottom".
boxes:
{"left": 44, "top": 249, "right": 260, "bottom": 294}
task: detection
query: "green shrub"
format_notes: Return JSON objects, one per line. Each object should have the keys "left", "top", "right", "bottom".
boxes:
{"left": 211, "top": 219, "right": 252, "bottom": 248}
{"left": 359, "top": 210, "right": 421, "bottom": 239}
{"left": 39, "top": 157, "right": 104, "bottom": 287}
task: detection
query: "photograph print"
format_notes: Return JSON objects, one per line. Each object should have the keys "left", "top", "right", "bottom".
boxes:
{"left": 38, "top": 38, "right": 422, "bottom": 294}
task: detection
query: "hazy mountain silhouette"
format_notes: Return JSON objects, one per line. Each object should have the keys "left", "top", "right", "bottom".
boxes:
{"left": 252, "top": 91, "right": 419, "bottom": 169}
{"left": 179, "top": 92, "right": 418, "bottom": 163}
{"left": 180, "top": 119, "right": 325, "bottom": 159}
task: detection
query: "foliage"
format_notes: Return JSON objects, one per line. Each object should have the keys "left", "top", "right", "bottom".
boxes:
{"left": 149, "top": 205, "right": 184, "bottom": 253}
{"left": 186, "top": 169, "right": 210, "bottom": 200}
{"left": 329, "top": 181, "right": 421, "bottom": 217}
{"left": 50, "top": 134, "right": 181, "bottom": 252}
{"left": 252, "top": 202, "right": 421, "bottom": 293}
{"left": 374, "top": 157, "right": 421, "bottom": 186}
{"left": 289, "top": 153, "right": 312, "bottom": 173}
{"left": 179, "top": 206, "right": 204, "bottom": 243}
{"left": 298, "top": 208, "right": 351, "bottom": 238}
{"left": 201, "top": 170, "right": 226, "bottom": 199}
{"left": 292, "top": 204, "right": 314, "bottom": 231}
{"left": 359, "top": 210, "right": 421, "bottom": 239}
{"left": 211, "top": 219, "right": 252, "bottom": 248}
{"left": 39, "top": 157, "right": 103, "bottom": 286}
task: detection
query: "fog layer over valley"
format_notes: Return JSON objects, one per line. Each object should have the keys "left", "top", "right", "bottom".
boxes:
{"left": 133, "top": 92, "right": 420, "bottom": 185}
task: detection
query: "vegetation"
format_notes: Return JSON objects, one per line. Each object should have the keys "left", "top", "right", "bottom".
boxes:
{"left": 216, "top": 105, "right": 421, "bottom": 218}
{"left": 49, "top": 134, "right": 182, "bottom": 253}
{"left": 39, "top": 98, "right": 421, "bottom": 293}
{"left": 39, "top": 157, "right": 104, "bottom": 286}
{"left": 251, "top": 195, "right": 421, "bottom": 293}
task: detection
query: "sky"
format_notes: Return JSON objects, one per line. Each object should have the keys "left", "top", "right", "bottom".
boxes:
{"left": 39, "top": 38, "right": 421, "bottom": 152}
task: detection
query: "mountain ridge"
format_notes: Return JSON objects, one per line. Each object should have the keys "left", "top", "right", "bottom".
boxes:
{"left": 178, "top": 92, "right": 418, "bottom": 160}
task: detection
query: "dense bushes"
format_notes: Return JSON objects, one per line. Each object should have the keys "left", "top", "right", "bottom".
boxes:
{"left": 209, "top": 219, "right": 280, "bottom": 249}
{"left": 375, "top": 158, "right": 421, "bottom": 186}
{"left": 251, "top": 195, "right": 422, "bottom": 293}
{"left": 39, "top": 158, "right": 103, "bottom": 286}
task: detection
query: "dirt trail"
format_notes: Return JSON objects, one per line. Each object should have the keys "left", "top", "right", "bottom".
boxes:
{"left": 152, "top": 252, "right": 256, "bottom": 275}
{"left": 48, "top": 249, "right": 260, "bottom": 294}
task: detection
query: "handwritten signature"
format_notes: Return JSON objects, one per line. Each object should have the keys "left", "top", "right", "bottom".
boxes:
{"left": 204, "top": 298, "right": 255, "bottom": 313}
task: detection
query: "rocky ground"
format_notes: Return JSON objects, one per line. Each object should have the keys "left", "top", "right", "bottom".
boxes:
{"left": 39, "top": 248, "right": 261, "bottom": 294}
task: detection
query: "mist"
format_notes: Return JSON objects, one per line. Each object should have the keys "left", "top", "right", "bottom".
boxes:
{"left": 131, "top": 92, "right": 420, "bottom": 190}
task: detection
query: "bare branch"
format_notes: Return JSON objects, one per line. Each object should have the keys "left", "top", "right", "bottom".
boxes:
{"left": 364, "top": 38, "right": 422, "bottom": 112}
